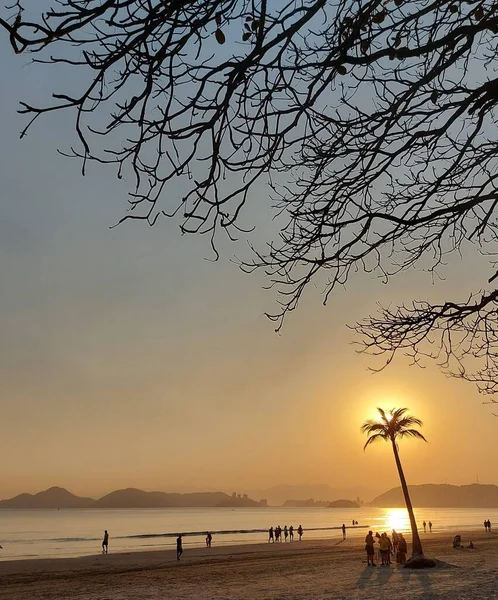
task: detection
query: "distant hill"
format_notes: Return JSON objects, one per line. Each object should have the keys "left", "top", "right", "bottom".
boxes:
{"left": 0, "top": 486, "right": 94, "bottom": 509}
{"left": 0, "top": 487, "right": 232, "bottom": 509}
{"left": 95, "top": 489, "right": 231, "bottom": 509}
{"left": 95, "top": 488, "right": 173, "bottom": 508}
{"left": 371, "top": 484, "right": 498, "bottom": 508}
{"left": 328, "top": 499, "right": 360, "bottom": 508}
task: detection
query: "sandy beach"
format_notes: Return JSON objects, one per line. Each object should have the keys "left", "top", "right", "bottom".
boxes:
{"left": 0, "top": 530, "right": 497, "bottom": 599}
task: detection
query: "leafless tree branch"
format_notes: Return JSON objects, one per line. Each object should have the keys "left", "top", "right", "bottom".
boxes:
{"left": 3, "top": 0, "right": 498, "bottom": 396}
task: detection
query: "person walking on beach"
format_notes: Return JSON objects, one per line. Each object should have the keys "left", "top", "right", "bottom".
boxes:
{"left": 206, "top": 532, "right": 212, "bottom": 547}
{"left": 268, "top": 527, "right": 274, "bottom": 543}
{"left": 423, "top": 520, "right": 427, "bottom": 533}
{"left": 365, "top": 530, "right": 375, "bottom": 566}
{"left": 102, "top": 530, "right": 109, "bottom": 554}
{"left": 342, "top": 524, "right": 346, "bottom": 540}
{"left": 284, "top": 526, "right": 288, "bottom": 542}
{"left": 176, "top": 534, "right": 183, "bottom": 560}
{"left": 392, "top": 530, "right": 399, "bottom": 555}
{"left": 289, "top": 525, "right": 294, "bottom": 542}
{"left": 484, "top": 520, "right": 488, "bottom": 532}
{"left": 297, "top": 525, "right": 303, "bottom": 541}
{"left": 428, "top": 521, "right": 433, "bottom": 533}
{"left": 488, "top": 520, "right": 492, "bottom": 532}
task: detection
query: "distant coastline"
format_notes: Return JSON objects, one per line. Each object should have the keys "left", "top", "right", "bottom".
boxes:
{"left": 282, "top": 499, "right": 360, "bottom": 509}
{"left": 0, "top": 487, "right": 264, "bottom": 510}
{"left": 2, "top": 483, "right": 498, "bottom": 509}
{"left": 369, "top": 483, "right": 498, "bottom": 508}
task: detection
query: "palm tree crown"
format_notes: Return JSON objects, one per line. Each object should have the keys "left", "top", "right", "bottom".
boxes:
{"left": 361, "top": 407, "right": 427, "bottom": 450}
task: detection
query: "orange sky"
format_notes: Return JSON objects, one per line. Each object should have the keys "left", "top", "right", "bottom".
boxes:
{"left": 0, "top": 27, "right": 496, "bottom": 502}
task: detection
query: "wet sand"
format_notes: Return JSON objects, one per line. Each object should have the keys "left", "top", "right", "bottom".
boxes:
{"left": 0, "top": 530, "right": 497, "bottom": 599}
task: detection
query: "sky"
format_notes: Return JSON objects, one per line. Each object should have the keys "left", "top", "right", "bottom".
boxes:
{"left": 0, "top": 4, "right": 496, "bottom": 502}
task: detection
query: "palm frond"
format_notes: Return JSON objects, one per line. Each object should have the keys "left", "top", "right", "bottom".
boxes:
{"left": 397, "top": 416, "right": 423, "bottom": 429}
{"left": 397, "top": 429, "right": 428, "bottom": 442}
{"left": 390, "top": 407, "right": 408, "bottom": 421}
{"left": 377, "top": 407, "right": 388, "bottom": 424}
{"left": 363, "top": 432, "right": 389, "bottom": 450}
{"left": 360, "top": 420, "right": 387, "bottom": 435}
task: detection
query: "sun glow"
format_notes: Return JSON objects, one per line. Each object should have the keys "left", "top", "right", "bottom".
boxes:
{"left": 383, "top": 508, "right": 410, "bottom": 533}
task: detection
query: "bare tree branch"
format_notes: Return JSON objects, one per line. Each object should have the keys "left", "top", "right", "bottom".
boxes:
{"left": 3, "top": 0, "right": 498, "bottom": 397}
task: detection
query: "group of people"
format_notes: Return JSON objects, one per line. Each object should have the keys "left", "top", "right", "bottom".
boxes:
{"left": 268, "top": 525, "right": 303, "bottom": 542}
{"left": 364, "top": 529, "right": 408, "bottom": 566}
{"left": 484, "top": 519, "right": 492, "bottom": 532}
{"left": 422, "top": 520, "right": 433, "bottom": 533}
{"left": 452, "top": 534, "right": 475, "bottom": 549}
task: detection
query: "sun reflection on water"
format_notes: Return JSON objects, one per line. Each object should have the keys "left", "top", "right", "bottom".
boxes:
{"left": 380, "top": 508, "right": 411, "bottom": 533}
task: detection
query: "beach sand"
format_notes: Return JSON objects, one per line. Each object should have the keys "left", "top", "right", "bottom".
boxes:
{"left": 0, "top": 531, "right": 497, "bottom": 599}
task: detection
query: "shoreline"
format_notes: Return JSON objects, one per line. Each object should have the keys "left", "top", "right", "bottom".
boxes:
{"left": 0, "top": 529, "right": 492, "bottom": 572}
{"left": 1, "top": 531, "right": 497, "bottom": 599}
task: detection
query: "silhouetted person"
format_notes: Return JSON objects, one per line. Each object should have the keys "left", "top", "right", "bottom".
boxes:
{"left": 428, "top": 521, "right": 433, "bottom": 533}
{"left": 392, "top": 529, "right": 399, "bottom": 554}
{"left": 423, "top": 520, "right": 427, "bottom": 533}
{"left": 489, "top": 520, "right": 492, "bottom": 532}
{"left": 379, "top": 533, "right": 390, "bottom": 566}
{"left": 176, "top": 534, "right": 183, "bottom": 560}
{"left": 352, "top": 519, "right": 355, "bottom": 526}
{"left": 284, "top": 525, "right": 288, "bottom": 542}
{"left": 289, "top": 525, "right": 294, "bottom": 542}
{"left": 365, "top": 530, "right": 375, "bottom": 566}
{"left": 206, "top": 532, "right": 212, "bottom": 547}
{"left": 276, "top": 525, "right": 281, "bottom": 542}
{"left": 342, "top": 524, "right": 346, "bottom": 540}
{"left": 386, "top": 533, "right": 392, "bottom": 564}
{"left": 102, "top": 530, "right": 109, "bottom": 554}
{"left": 484, "top": 520, "right": 488, "bottom": 532}
{"left": 268, "top": 527, "right": 274, "bottom": 543}
{"left": 397, "top": 533, "right": 407, "bottom": 564}
{"left": 297, "top": 525, "right": 303, "bottom": 541}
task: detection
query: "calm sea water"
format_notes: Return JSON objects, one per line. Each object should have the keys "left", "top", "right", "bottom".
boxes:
{"left": 0, "top": 507, "right": 495, "bottom": 561}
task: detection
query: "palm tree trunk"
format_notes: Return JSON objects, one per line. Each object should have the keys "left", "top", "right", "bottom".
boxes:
{"left": 391, "top": 439, "right": 424, "bottom": 557}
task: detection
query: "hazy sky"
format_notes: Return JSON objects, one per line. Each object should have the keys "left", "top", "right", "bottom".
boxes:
{"left": 0, "top": 8, "right": 496, "bottom": 501}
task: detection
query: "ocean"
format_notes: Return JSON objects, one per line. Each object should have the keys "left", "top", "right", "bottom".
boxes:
{"left": 0, "top": 506, "right": 495, "bottom": 561}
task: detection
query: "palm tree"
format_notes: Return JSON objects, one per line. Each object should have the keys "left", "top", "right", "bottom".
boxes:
{"left": 361, "top": 407, "right": 435, "bottom": 568}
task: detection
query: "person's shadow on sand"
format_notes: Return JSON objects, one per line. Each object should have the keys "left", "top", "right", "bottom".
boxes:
{"left": 374, "top": 565, "right": 395, "bottom": 585}
{"left": 356, "top": 565, "right": 375, "bottom": 589}
{"left": 401, "top": 568, "right": 434, "bottom": 596}
{"left": 357, "top": 565, "right": 396, "bottom": 589}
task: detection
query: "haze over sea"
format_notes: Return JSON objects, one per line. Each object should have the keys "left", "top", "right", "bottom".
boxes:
{"left": 1, "top": 507, "right": 496, "bottom": 561}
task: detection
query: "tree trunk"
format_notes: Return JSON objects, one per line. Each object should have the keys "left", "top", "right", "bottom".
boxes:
{"left": 391, "top": 438, "right": 424, "bottom": 557}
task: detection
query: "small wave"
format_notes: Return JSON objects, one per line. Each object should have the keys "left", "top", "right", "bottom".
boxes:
{"left": 118, "top": 525, "right": 369, "bottom": 541}
{"left": 54, "top": 537, "right": 100, "bottom": 543}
